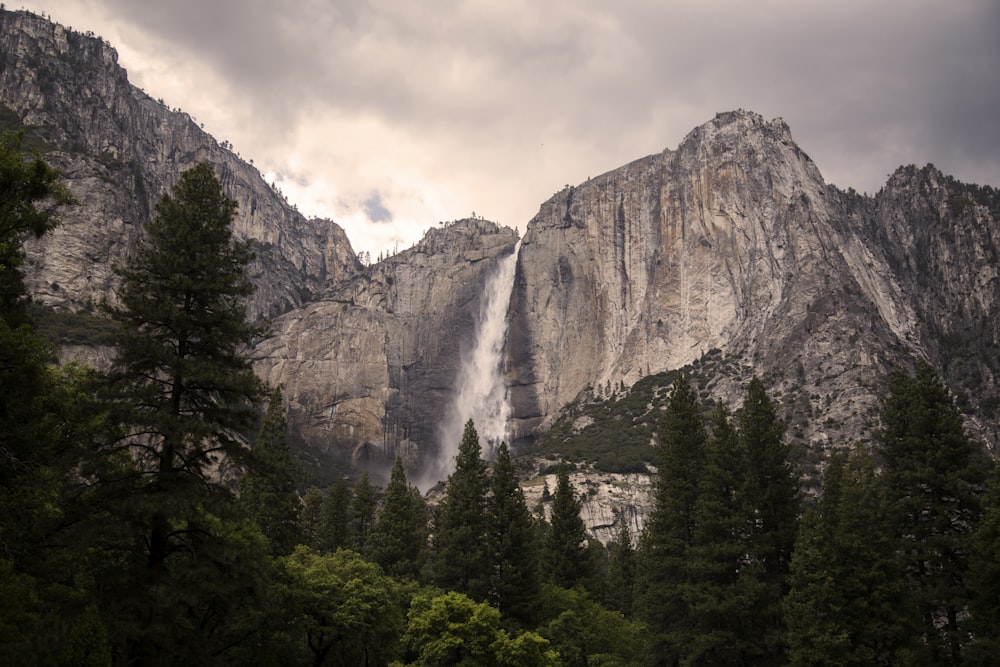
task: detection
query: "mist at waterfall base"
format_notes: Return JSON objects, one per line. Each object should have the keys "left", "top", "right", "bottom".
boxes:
{"left": 417, "top": 244, "right": 520, "bottom": 491}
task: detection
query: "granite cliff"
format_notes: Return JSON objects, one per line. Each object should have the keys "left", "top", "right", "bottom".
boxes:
{"left": 253, "top": 219, "right": 519, "bottom": 474}
{"left": 0, "top": 8, "right": 358, "bottom": 321}
{"left": 4, "top": 10, "right": 998, "bottom": 510}
{"left": 508, "top": 111, "right": 999, "bottom": 456}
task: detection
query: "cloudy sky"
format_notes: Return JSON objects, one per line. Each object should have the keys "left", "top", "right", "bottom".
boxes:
{"left": 19, "top": 0, "right": 1000, "bottom": 258}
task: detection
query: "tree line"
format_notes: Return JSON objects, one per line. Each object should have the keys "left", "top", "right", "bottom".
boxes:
{"left": 1, "top": 134, "right": 998, "bottom": 665}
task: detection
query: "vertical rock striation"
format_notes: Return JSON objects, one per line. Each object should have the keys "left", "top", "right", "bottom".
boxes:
{"left": 253, "top": 220, "right": 520, "bottom": 471}
{"left": 509, "top": 111, "right": 999, "bottom": 453}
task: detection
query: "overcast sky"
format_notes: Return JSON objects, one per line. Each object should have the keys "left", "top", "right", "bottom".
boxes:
{"left": 19, "top": 0, "right": 1000, "bottom": 258}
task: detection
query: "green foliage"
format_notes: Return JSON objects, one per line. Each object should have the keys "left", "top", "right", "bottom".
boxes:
{"left": 401, "top": 591, "right": 559, "bottom": 667}
{"left": 370, "top": 456, "right": 428, "bottom": 579}
{"left": 785, "top": 448, "right": 914, "bottom": 666}
{"left": 349, "top": 470, "right": 377, "bottom": 554}
{"left": 88, "top": 163, "right": 270, "bottom": 662}
{"left": 402, "top": 591, "right": 506, "bottom": 666}
{"left": 528, "top": 350, "right": 749, "bottom": 472}
{"left": 278, "top": 546, "right": 404, "bottom": 666}
{"left": 536, "top": 584, "right": 647, "bottom": 667}
{"left": 0, "top": 130, "right": 74, "bottom": 325}
{"left": 28, "top": 303, "right": 118, "bottom": 346}
{"left": 240, "top": 387, "right": 303, "bottom": 555}
{"left": 318, "top": 476, "right": 350, "bottom": 552}
{"left": 638, "top": 374, "right": 707, "bottom": 662}
{"left": 298, "top": 486, "right": 326, "bottom": 550}
{"left": 878, "top": 360, "right": 986, "bottom": 665}
{"left": 488, "top": 442, "right": 542, "bottom": 627}
{"left": 604, "top": 520, "right": 635, "bottom": 617}
{"left": 966, "top": 463, "right": 1000, "bottom": 663}
{"left": 543, "top": 464, "right": 590, "bottom": 589}
{"left": 433, "top": 420, "right": 491, "bottom": 599}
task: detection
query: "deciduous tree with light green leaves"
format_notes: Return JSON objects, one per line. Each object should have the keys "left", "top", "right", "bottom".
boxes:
{"left": 278, "top": 546, "right": 404, "bottom": 666}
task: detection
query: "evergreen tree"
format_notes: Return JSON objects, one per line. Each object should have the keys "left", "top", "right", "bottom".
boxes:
{"left": 349, "top": 470, "right": 377, "bottom": 555}
{"left": 784, "top": 448, "right": 914, "bottom": 666}
{"left": 95, "top": 163, "right": 267, "bottom": 662}
{"left": 738, "top": 376, "right": 799, "bottom": 665}
{"left": 241, "top": 387, "right": 303, "bottom": 555}
{"left": 683, "top": 403, "right": 748, "bottom": 665}
{"left": 370, "top": 456, "right": 428, "bottom": 579}
{"left": 544, "top": 463, "right": 590, "bottom": 589}
{"left": 605, "top": 518, "right": 636, "bottom": 617}
{"left": 299, "top": 486, "right": 325, "bottom": 550}
{"left": 0, "top": 131, "right": 73, "bottom": 489}
{"left": 318, "top": 476, "right": 350, "bottom": 553}
{"left": 433, "top": 419, "right": 491, "bottom": 599}
{"left": 488, "top": 441, "right": 542, "bottom": 627}
{"left": 638, "top": 374, "right": 707, "bottom": 664}
{"left": 878, "top": 361, "right": 986, "bottom": 665}
{"left": 966, "top": 463, "right": 1000, "bottom": 663}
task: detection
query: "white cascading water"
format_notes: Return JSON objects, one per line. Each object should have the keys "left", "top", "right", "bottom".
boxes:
{"left": 424, "top": 243, "right": 520, "bottom": 486}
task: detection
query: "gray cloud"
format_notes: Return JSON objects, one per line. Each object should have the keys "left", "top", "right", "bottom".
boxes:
{"left": 28, "top": 0, "right": 1000, "bottom": 253}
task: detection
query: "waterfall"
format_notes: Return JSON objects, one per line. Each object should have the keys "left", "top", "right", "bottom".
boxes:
{"left": 423, "top": 242, "right": 519, "bottom": 486}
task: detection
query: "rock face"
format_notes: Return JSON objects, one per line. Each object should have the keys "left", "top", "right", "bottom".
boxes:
{"left": 5, "top": 8, "right": 998, "bottom": 487}
{"left": 253, "top": 219, "right": 519, "bottom": 471}
{"left": 508, "top": 111, "right": 999, "bottom": 454}
{"left": 0, "top": 9, "right": 358, "bottom": 321}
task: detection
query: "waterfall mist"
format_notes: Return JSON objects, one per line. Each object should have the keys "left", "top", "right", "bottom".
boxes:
{"left": 420, "top": 243, "right": 519, "bottom": 488}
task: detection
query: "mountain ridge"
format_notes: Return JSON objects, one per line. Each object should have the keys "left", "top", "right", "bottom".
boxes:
{"left": 2, "top": 9, "right": 997, "bottom": 490}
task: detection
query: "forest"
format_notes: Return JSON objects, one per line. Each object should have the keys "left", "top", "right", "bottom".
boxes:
{"left": 1, "top": 134, "right": 998, "bottom": 666}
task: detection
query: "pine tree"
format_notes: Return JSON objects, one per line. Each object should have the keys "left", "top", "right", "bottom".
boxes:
{"left": 240, "top": 387, "right": 303, "bottom": 555}
{"left": 738, "top": 376, "right": 800, "bottom": 665}
{"left": 784, "top": 448, "right": 914, "bottom": 666}
{"left": 96, "top": 162, "right": 269, "bottom": 661}
{"left": 433, "top": 419, "right": 491, "bottom": 599}
{"left": 299, "top": 486, "right": 325, "bottom": 550}
{"left": 683, "top": 403, "right": 748, "bottom": 665}
{"left": 878, "top": 361, "right": 986, "bottom": 665}
{"left": 638, "top": 374, "right": 707, "bottom": 664}
{"left": 318, "top": 476, "right": 350, "bottom": 552}
{"left": 348, "top": 470, "right": 377, "bottom": 555}
{"left": 966, "top": 463, "right": 1000, "bottom": 663}
{"left": 605, "top": 518, "right": 636, "bottom": 617}
{"left": 544, "top": 463, "right": 590, "bottom": 589}
{"left": 488, "top": 441, "right": 542, "bottom": 627}
{"left": 369, "top": 456, "right": 428, "bottom": 579}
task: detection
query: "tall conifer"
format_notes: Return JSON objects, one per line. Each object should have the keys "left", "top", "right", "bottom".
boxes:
{"left": 241, "top": 387, "right": 303, "bottom": 555}
{"left": 785, "top": 448, "right": 914, "bottom": 665}
{"left": 433, "top": 419, "right": 491, "bottom": 599}
{"left": 370, "top": 456, "right": 428, "bottom": 579}
{"left": 638, "top": 374, "right": 707, "bottom": 664}
{"left": 348, "top": 471, "right": 377, "bottom": 555}
{"left": 878, "top": 361, "right": 985, "bottom": 665}
{"left": 544, "top": 463, "right": 589, "bottom": 589}
{"left": 97, "top": 162, "right": 268, "bottom": 661}
{"left": 488, "top": 441, "right": 542, "bottom": 627}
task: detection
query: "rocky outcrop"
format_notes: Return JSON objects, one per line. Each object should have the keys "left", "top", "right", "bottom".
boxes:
{"left": 0, "top": 8, "right": 358, "bottom": 321}
{"left": 508, "top": 111, "right": 999, "bottom": 455}
{"left": 253, "top": 219, "right": 519, "bottom": 469}
{"left": 6, "top": 9, "right": 998, "bottom": 486}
